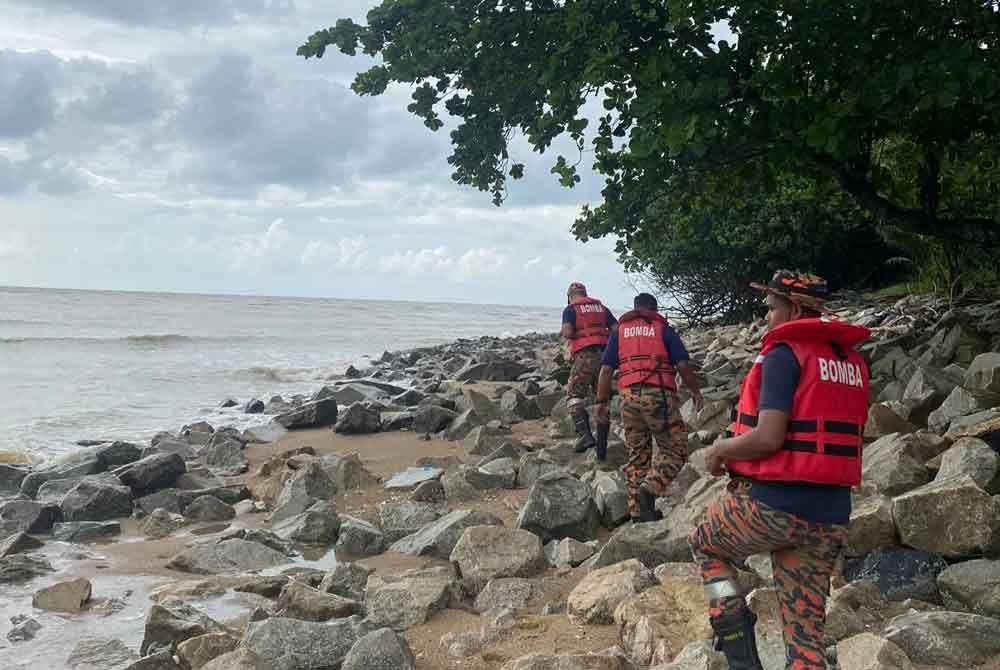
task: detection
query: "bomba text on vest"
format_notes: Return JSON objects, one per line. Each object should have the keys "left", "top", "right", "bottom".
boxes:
{"left": 576, "top": 304, "right": 604, "bottom": 313}
{"left": 622, "top": 325, "right": 656, "bottom": 338}
{"left": 817, "top": 358, "right": 865, "bottom": 388}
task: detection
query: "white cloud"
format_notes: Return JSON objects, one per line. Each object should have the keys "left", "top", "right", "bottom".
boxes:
{"left": 379, "top": 246, "right": 454, "bottom": 276}
{"left": 232, "top": 219, "right": 289, "bottom": 269}
{"left": 454, "top": 248, "right": 508, "bottom": 281}
{"left": 300, "top": 234, "right": 368, "bottom": 269}
{"left": 524, "top": 256, "right": 543, "bottom": 270}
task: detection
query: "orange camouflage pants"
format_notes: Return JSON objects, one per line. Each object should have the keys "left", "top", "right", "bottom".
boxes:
{"left": 621, "top": 383, "right": 688, "bottom": 518}
{"left": 688, "top": 480, "right": 847, "bottom": 670}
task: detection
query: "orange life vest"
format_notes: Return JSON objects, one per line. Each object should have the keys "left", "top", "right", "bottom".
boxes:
{"left": 616, "top": 309, "right": 677, "bottom": 391}
{"left": 568, "top": 296, "right": 611, "bottom": 354}
{"left": 727, "top": 318, "right": 871, "bottom": 486}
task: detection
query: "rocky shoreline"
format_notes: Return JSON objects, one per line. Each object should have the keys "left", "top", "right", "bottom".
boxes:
{"left": 2, "top": 292, "right": 1000, "bottom": 669}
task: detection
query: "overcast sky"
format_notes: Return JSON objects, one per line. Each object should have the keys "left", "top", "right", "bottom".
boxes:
{"left": 0, "top": 0, "right": 641, "bottom": 307}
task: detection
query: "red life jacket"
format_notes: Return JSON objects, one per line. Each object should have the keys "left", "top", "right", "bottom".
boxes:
{"left": 569, "top": 296, "right": 611, "bottom": 354}
{"left": 727, "top": 318, "right": 871, "bottom": 487}
{"left": 616, "top": 309, "right": 678, "bottom": 391}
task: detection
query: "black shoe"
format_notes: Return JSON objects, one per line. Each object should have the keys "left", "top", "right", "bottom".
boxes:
{"left": 595, "top": 423, "right": 609, "bottom": 463}
{"left": 712, "top": 609, "right": 763, "bottom": 670}
{"left": 573, "top": 413, "right": 596, "bottom": 453}
{"left": 636, "top": 486, "right": 662, "bottom": 523}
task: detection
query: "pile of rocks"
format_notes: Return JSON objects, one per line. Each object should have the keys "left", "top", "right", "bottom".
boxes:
{"left": 2, "top": 292, "right": 1000, "bottom": 669}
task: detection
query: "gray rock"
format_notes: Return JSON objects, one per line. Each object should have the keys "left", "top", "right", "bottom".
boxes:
{"left": 442, "top": 409, "right": 484, "bottom": 440}
{"left": 883, "top": 610, "right": 1000, "bottom": 668}
{"left": 52, "top": 521, "right": 122, "bottom": 543}
{"left": 185, "top": 495, "right": 236, "bottom": 522}
{"left": 568, "top": 559, "right": 656, "bottom": 625}
{"left": 937, "top": 558, "right": 1000, "bottom": 617}
{"left": 376, "top": 501, "right": 447, "bottom": 544}
{"left": 474, "top": 458, "right": 518, "bottom": 489}
{"left": 364, "top": 566, "right": 458, "bottom": 630}
{"left": 450, "top": 526, "right": 546, "bottom": 596}
{"left": 342, "top": 628, "right": 416, "bottom": 670}
{"left": 545, "top": 537, "right": 597, "bottom": 568}
{"left": 590, "top": 519, "right": 675, "bottom": 570}
{"left": 516, "top": 471, "right": 601, "bottom": 543}
{"left": 410, "top": 479, "right": 445, "bottom": 502}
{"left": 861, "top": 433, "right": 930, "bottom": 496}
{"left": 384, "top": 467, "right": 442, "bottom": 490}
{"left": 935, "top": 437, "right": 998, "bottom": 489}
{"left": 141, "top": 598, "right": 228, "bottom": 655}
{"left": 275, "top": 396, "right": 339, "bottom": 430}
{"left": 653, "top": 639, "right": 727, "bottom": 670}
{"left": 478, "top": 441, "right": 526, "bottom": 467}
{"left": 500, "top": 389, "right": 542, "bottom": 421}
{"left": 146, "top": 439, "right": 196, "bottom": 461}
{"left": 276, "top": 580, "right": 360, "bottom": 622}
{"left": 846, "top": 496, "right": 896, "bottom": 557}
{"left": 273, "top": 507, "right": 341, "bottom": 546}
{"left": 137, "top": 489, "right": 186, "bottom": 515}
{"left": 272, "top": 463, "right": 337, "bottom": 524}
{"left": 0, "top": 463, "right": 28, "bottom": 492}
{"left": 380, "top": 411, "right": 415, "bottom": 431}
{"left": 965, "top": 352, "right": 1000, "bottom": 398}
{"left": 240, "top": 615, "right": 370, "bottom": 669}
{"left": 0, "top": 531, "right": 43, "bottom": 557}
{"left": 393, "top": 389, "right": 426, "bottom": 407}
{"left": 843, "top": 548, "right": 948, "bottom": 602}
{"left": 464, "top": 424, "right": 515, "bottom": 456}
{"left": 166, "top": 539, "right": 289, "bottom": 575}
{"left": 835, "top": 633, "right": 910, "bottom": 670}
{"left": 825, "top": 580, "right": 890, "bottom": 643}
{"left": 61, "top": 477, "right": 133, "bottom": 522}
{"left": 36, "top": 472, "right": 119, "bottom": 504}
{"left": 0, "top": 499, "right": 61, "bottom": 534}
{"left": 441, "top": 468, "right": 479, "bottom": 501}
{"left": 7, "top": 615, "right": 42, "bottom": 643}
{"left": 201, "top": 649, "right": 268, "bottom": 670}
{"left": 892, "top": 475, "right": 1000, "bottom": 558}
{"left": 474, "top": 578, "right": 543, "bottom": 613}
{"left": 20, "top": 451, "right": 102, "bottom": 497}
{"left": 928, "top": 386, "right": 990, "bottom": 434}
{"left": 204, "top": 436, "right": 249, "bottom": 476}
{"left": 902, "top": 366, "right": 959, "bottom": 425}
{"left": 67, "top": 637, "right": 139, "bottom": 669}
{"left": 455, "top": 360, "right": 529, "bottom": 382}
{"left": 590, "top": 470, "right": 629, "bottom": 528}
{"left": 411, "top": 405, "right": 458, "bottom": 434}
{"left": 141, "top": 509, "right": 186, "bottom": 539}
{"left": 244, "top": 399, "right": 266, "bottom": 414}
{"left": 177, "top": 632, "right": 239, "bottom": 670}
{"left": 32, "top": 576, "right": 92, "bottom": 613}
{"left": 319, "top": 562, "right": 373, "bottom": 601}
{"left": 114, "top": 453, "right": 186, "bottom": 495}
{"left": 516, "top": 453, "right": 564, "bottom": 489}
{"left": 389, "top": 509, "right": 504, "bottom": 559}
{"left": 335, "top": 402, "right": 381, "bottom": 435}
{"left": 864, "top": 403, "right": 917, "bottom": 440}
{"left": 320, "top": 452, "right": 378, "bottom": 491}
{"left": 335, "top": 515, "right": 385, "bottom": 556}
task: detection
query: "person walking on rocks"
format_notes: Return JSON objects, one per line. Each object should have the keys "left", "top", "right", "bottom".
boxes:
{"left": 595, "top": 292, "right": 703, "bottom": 522}
{"left": 688, "top": 271, "right": 871, "bottom": 670}
{"left": 562, "top": 282, "right": 617, "bottom": 459}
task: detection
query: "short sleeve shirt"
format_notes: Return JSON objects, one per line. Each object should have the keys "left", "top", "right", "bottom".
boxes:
{"left": 601, "top": 325, "right": 690, "bottom": 369}
{"left": 562, "top": 304, "right": 617, "bottom": 328}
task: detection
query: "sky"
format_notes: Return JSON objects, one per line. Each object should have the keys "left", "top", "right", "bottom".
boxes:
{"left": 0, "top": 0, "right": 639, "bottom": 307}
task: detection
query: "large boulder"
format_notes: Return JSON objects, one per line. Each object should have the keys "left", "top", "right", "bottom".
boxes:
{"left": 865, "top": 404, "right": 917, "bottom": 440}
{"left": 500, "top": 389, "right": 542, "bottom": 421}
{"left": 474, "top": 578, "right": 544, "bottom": 613}
{"left": 411, "top": 405, "right": 458, "bottom": 434}
{"left": 465, "top": 424, "right": 515, "bottom": 456}
{"left": 450, "top": 526, "right": 546, "bottom": 595}
{"left": 651, "top": 640, "right": 726, "bottom": 670}
{"left": 0, "top": 499, "right": 61, "bottom": 534}
{"left": 936, "top": 558, "right": 1000, "bottom": 617}
{"left": 114, "top": 453, "right": 186, "bottom": 495}
{"left": 928, "top": 387, "right": 990, "bottom": 434}
{"left": 276, "top": 580, "right": 360, "bottom": 622}
{"left": 342, "top": 628, "right": 416, "bottom": 670}
{"left": 0, "top": 531, "right": 43, "bottom": 557}
{"left": 273, "top": 506, "right": 341, "bottom": 546}
{"left": 901, "top": 366, "right": 959, "bottom": 425}
{"left": 166, "top": 539, "right": 289, "bottom": 575}
{"left": 33, "top": 577, "right": 92, "bottom": 613}
{"left": 934, "top": 437, "right": 998, "bottom": 489}
{"left": 965, "top": 352, "right": 1000, "bottom": 398}
{"left": 546, "top": 537, "right": 597, "bottom": 568}
{"left": 455, "top": 359, "right": 529, "bottom": 382}
{"left": 442, "top": 409, "right": 485, "bottom": 440}
{"left": 240, "top": 616, "right": 370, "bottom": 670}
{"left": 67, "top": 637, "right": 140, "bottom": 669}
{"left": 589, "top": 470, "right": 629, "bottom": 528}
{"left": 335, "top": 402, "right": 381, "bottom": 435}
{"left": 335, "top": 515, "right": 385, "bottom": 556}
{"left": 590, "top": 518, "right": 676, "bottom": 570}
{"left": 141, "top": 598, "right": 228, "bottom": 655}
{"left": 883, "top": 611, "right": 1000, "bottom": 668}
{"left": 470, "top": 458, "right": 518, "bottom": 489}
{"left": 203, "top": 437, "right": 248, "bottom": 476}
{"left": 201, "top": 649, "right": 267, "bottom": 670}
{"left": 0, "top": 554, "right": 53, "bottom": 583}
{"left": 184, "top": 495, "right": 236, "bottom": 523}
{"left": 892, "top": 475, "right": 1000, "bottom": 558}
{"left": 389, "top": 509, "right": 503, "bottom": 559}
{"left": 826, "top": 580, "right": 892, "bottom": 643}
{"left": 843, "top": 548, "right": 948, "bottom": 603}
{"left": 567, "top": 559, "right": 655, "bottom": 624}
{"left": 364, "top": 566, "right": 459, "bottom": 630}
{"left": 459, "top": 388, "right": 502, "bottom": 421}
{"left": 271, "top": 463, "right": 337, "bottom": 524}
{"left": 274, "top": 396, "right": 339, "bottom": 430}
{"left": 177, "top": 633, "right": 240, "bottom": 670}
{"left": 376, "top": 501, "right": 447, "bottom": 544}
{"left": 0, "top": 463, "right": 28, "bottom": 492}
{"left": 847, "top": 496, "right": 897, "bottom": 557}
{"left": 836, "top": 633, "right": 912, "bottom": 670}
{"left": 516, "top": 471, "right": 601, "bottom": 543}
{"left": 319, "top": 562, "right": 373, "bottom": 602}
{"left": 613, "top": 563, "right": 713, "bottom": 667}
{"left": 20, "top": 451, "right": 102, "bottom": 497}
{"left": 861, "top": 434, "right": 930, "bottom": 496}
{"left": 321, "top": 452, "right": 378, "bottom": 491}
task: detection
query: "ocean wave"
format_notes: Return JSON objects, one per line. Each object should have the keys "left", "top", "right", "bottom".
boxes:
{"left": 246, "top": 365, "right": 347, "bottom": 383}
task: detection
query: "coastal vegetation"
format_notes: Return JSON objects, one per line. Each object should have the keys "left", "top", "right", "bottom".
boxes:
{"left": 300, "top": 0, "right": 1000, "bottom": 321}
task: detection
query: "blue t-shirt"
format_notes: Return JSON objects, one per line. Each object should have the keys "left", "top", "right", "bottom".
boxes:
{"left": 746, "top": 344, "right": 852, "bottom": 526}
{"left": 562, "top": 304, "right": 617, "bottom": 329}
{"left": 601, "top": 326, "right": 690, "bottom": 369}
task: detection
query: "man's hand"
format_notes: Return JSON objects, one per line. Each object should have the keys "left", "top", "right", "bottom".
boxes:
{"left": 595, "top": 402, "right": 610, "bottom": 425}
{"left": 704, "top": 441, "right": 727, "bottom": 477}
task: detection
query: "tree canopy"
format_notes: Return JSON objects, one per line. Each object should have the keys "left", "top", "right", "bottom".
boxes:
{"left": 300, "top": 1, "right": 1000, "bottom": 316}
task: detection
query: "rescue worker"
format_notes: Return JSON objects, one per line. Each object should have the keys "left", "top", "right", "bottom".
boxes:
{"left": 595, "top": 292, "right": 704, "bottom": 522}
{"left": 561, "top": 282, "right": 617, "bottom": 461}
{"left": 688, "top": 271, "right": 870, "bottom": 670}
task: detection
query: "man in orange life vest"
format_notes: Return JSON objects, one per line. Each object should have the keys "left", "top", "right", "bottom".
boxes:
{"left": 595, "top": 292, "right": 704, "bottom": 521}
{"left": 688, "top": 271, "right": 870, "bottom": 670}
{"left": 561, "top": 282, "right": 617, "bottom": 460}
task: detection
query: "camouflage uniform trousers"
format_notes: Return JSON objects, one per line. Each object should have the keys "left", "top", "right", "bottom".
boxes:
{"left": 621, "top": 383, "right": 688, "bottom": 518}
{"left": 567, "top": 347, "right": 604, "bottom": 402}
{"left": 688, "top": 479, "right": 848, "bottom": 670}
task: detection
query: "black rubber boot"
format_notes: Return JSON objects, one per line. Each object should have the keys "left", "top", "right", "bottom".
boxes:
{"left": 636, "top": 486, "right": 662, "bottom": 522}
{"left": 712, "top": 609, "right": 763, "bottom": 670}
{"left": 573, "top": 412, "right": 596, "bottom": 453}
{"left": 595, "top": 422, "right": 610, "bottom": 463}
